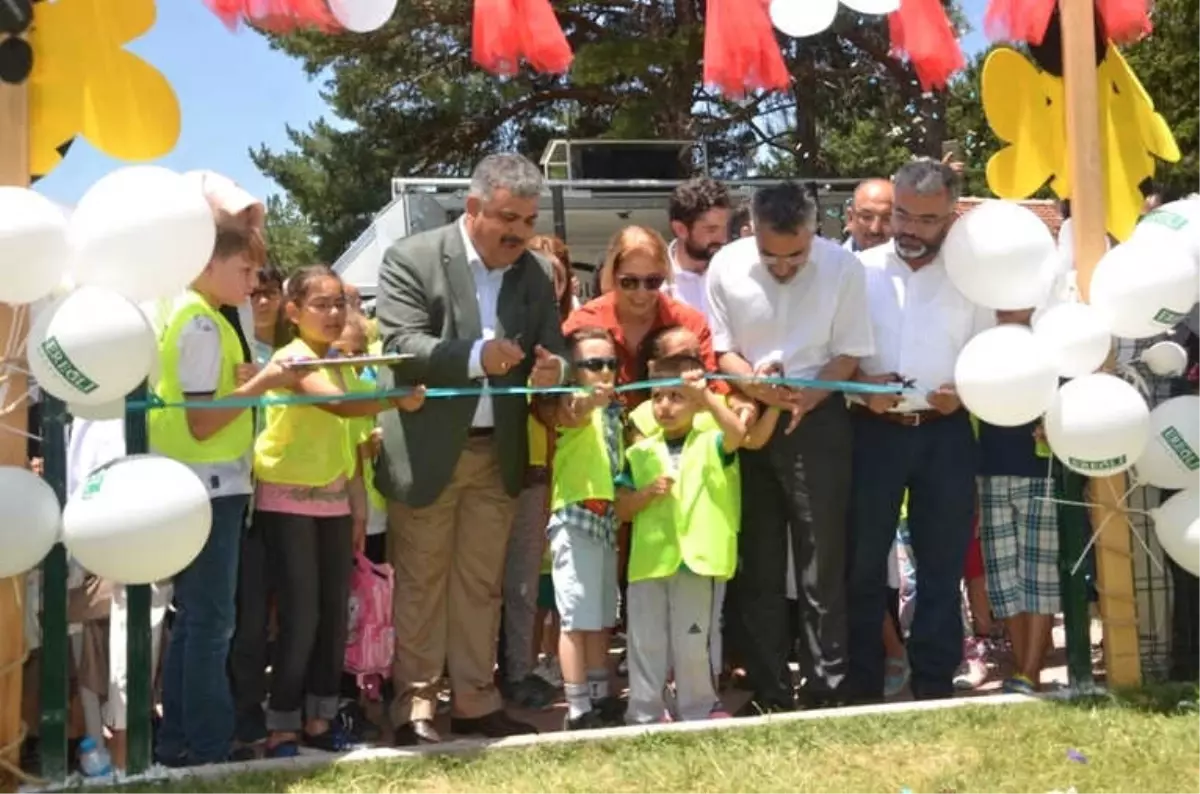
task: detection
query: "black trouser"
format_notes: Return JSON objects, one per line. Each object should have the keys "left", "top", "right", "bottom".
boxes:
{"left": 230, "top": 514, "right": 272, "bottom": 740}
{"left": 732, "top": 397, "right": 853, "bottom": 709}
{"left": 846, "top": 409, "right": 977, "bottom": 702}
{"left": 1169, "top": 557, "right": 1200, "bottom": 681}
{"left": 261, "top": 511, "right": 354, "bottom": 732}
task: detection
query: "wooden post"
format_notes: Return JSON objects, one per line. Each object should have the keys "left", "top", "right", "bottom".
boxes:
{"left": 0, "top": 61, "right": 32, "bottom": 794}
{"left": 1061, "top": 0, "right": 1142, "bottom": 686}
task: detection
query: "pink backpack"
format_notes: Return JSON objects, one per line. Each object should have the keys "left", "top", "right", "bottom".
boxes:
{"left": 345, "top": 553, "right": 395, "bottom": 699}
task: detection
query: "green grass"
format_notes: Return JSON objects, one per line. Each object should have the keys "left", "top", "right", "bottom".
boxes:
{"left": 119, "top": 686, "right": 1198, "bottom": 794}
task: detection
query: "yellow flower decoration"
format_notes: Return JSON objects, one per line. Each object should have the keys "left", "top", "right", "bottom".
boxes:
{"left": 28, "top": 0, "right": 180, "bottom": 179}
{"left": 981, "top": 44, "right": 1180, "bottom": 242}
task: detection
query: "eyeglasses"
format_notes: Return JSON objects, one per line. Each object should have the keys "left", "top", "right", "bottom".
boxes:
{"left": 305, "top": 298, "right": 346, "bottom": 313}
{"left": 251, "top": 288, "right": 281, "bottom": 300}
{"left": 575, "top": 357, "right": 618, "bottom": 373}
{"left": 893, "top": 208, "right": 951, "bottom": 230}
{"left": 617, "top": 274, "right": 666, "bottom": 292}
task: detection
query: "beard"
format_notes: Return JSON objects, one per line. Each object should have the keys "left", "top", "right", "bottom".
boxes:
{"left": 683, "top": 237, "right": 721, "bottom": 263}
{"left": 894, "top": 228, "right": 948, "bottom": 262}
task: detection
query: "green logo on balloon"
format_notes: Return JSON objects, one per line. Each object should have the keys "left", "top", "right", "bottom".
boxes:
{"left": 1142, "top": 210, "right": 1188, "bottom": 231}
{"left": 1161, "top": 426, "right": 1200, "bottom": 471}
{"left": 39, "top": 336, "right": 98, "bottom": 395}
{"left": 1153, "top": 308, "right": 1187, "bottom": 325}
{"left": 1068, "top": 455, "right": 1127, "bottom": 472}
{"left": 81, "top": 472, "right": 104, "bottom": 499}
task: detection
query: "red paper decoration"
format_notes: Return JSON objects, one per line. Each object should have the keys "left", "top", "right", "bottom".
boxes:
{"left": 203, "top": 0, "right": 341, "bottom": 33}
{"left": 703, "top": 0, "right": 790, "bottom": 98}
{"left": 472, "top": 0, "right": 573, "bottom": 76}
{"left": 984, "top": 0, "right": 1151, "bottom": 46}
{"left": 887, "top": 0, "right": 966, "bottom": 90}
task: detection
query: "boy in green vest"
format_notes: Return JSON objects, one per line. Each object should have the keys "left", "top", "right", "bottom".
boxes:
{"left": 545, "top": 327, "right": 625, "bottom": 730}
{"left": 150, "top": 221, "right": 297, "bottom": 767}
{"left": 615, "top": 357, "right": 779, "bottom": 724}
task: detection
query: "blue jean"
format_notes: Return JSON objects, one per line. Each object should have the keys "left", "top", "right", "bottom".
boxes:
{"left": 846, "top": 411, "right": 977, "bottom": 701}
{"left": 157, "top": 494, "right": 248, "bottom": 765}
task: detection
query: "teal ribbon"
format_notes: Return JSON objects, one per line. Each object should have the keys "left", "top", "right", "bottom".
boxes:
{"left": 125, "top": 374, "right": 912, "bottom": 412}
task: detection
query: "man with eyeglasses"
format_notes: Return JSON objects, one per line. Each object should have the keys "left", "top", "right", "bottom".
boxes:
{"left": 843, "top": 179, "right": 894, "bottom": 253}
{"left": 706, "top": 181, "right": 875, "bottom": 713}
{"left": 845, "top": 158, "right": 994, "bottom": 703}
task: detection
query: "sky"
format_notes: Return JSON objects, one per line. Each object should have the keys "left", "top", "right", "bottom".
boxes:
{"left": 33, "top": 0, "right": 992, "bottom": 208}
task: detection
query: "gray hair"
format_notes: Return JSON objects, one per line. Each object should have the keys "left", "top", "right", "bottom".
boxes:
{"left": 893, "top": 158, "right": 962, "bottom": 203}
{"left": 468, "top": 154, "right": 543, "bottom": 201}
{"left": 751, "top": 181, "right": 818, "bottom": 235}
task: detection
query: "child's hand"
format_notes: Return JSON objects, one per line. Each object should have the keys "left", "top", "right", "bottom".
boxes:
{"left": 366, "top": 427, "right": 383, "bottom": 458}
{"left": 643, "top": 475, "right": 674, "bottom": 499}
{"left": 681, "top": 368, "right": 708, "bottom": 402}
{"left": 588, "top": 383, "right": 614, "bottom": 409}
{"left": 235, "top": 363, "right": 260, "bottom": 386}
{"left": 391, "top": 385, "right": 426, "bottom": 413}
{"left": 1032, "top": 422, "right": 1047, "bottom": 443}
{"left": 257, "top": 360, "right": 300, "bottom": 391}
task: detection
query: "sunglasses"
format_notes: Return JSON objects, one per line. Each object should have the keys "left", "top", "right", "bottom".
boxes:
{"left": 575, "top": 356, "right": 618, "bottom": 373}
{"left": 617, "top": 274, "right": 666, "bottom": 292}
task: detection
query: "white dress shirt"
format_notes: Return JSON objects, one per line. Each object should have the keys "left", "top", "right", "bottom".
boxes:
{"left": 857, "top": 243, "right": 994, "bottom": 411}
{"left": 706, "top": 236, "right": 876, "bottom": 379}
{"left": 664, "top": 239, "right": 711, "bottom": 318}
{"left": 463, "top": 220, "right": 511, "bottom": 429}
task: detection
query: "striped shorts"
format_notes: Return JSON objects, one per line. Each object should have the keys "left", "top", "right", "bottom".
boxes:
{"left": 978, "top": 475, "right": 1060, "bottom": 618}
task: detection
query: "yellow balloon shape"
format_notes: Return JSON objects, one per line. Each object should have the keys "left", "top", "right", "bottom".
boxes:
{"left": 28, "top": 0, "right": 181, "bottom": 179}
{"left": 981, "top": 44, "right": 1180, "bottom": 242}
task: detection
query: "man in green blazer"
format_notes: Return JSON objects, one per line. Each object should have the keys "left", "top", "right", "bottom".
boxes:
{"left": 374, "top": 153, "right": 569, "bottom": 745}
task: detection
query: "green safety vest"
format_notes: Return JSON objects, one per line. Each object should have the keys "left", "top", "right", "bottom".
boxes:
{"left": 149, "top": 291, "right": 253, "bottom": 464}
{"left": 254, "top": 338, "right": 357, "bottom": 487}
{"left": 346, "top": 369, "right": 386, "bottom": 511}
{"left": 625, "top": 427, "right": 739, "bottom": 583}
{"left": 550, "top": 404, "right": 622, "bottom": 510}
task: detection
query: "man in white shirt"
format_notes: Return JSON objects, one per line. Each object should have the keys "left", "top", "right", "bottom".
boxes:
{"left": 845, "top": 158, "right": 993, "bottom": 703}
{"left": 707, "top": 181, "right": 875, "bottom": 711}
{"left": 665, "top": 177, "right": 732, "bottom": 316}
{"left": 843, "top": 179, "right": 894, "bottom": 253}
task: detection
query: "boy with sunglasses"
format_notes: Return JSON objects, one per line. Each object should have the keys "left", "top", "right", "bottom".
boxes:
{"left": 544, "top": 327, "right": 626, "bottom": 729}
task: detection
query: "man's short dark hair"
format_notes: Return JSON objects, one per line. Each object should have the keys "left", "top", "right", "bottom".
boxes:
{"left": 751, "top": 182, "right": 818, "bottom": 235}
{"left": 727, "top": 199, "right": 752, "bottom": 239}
{"left": 669, "top": 177, "right": 732, "bottom": 227}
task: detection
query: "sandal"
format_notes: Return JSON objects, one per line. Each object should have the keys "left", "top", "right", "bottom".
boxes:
{"left": 266, "top": 741, "right": 299, "bottom": 759}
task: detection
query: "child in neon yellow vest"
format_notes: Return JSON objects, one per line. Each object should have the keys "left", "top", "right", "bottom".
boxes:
{"left": 545, "top": 327, "right": 624, "bottom": 731}
{"left": 151, "top": 221, "right": 297, "bottom": 768}
{"left": 615, "top": 360, "right": 780, "bottom": 724}
{"left": 254, "top": 265, "right": 424, "bottom": 757}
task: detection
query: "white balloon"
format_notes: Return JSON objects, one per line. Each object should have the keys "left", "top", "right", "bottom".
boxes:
{"left": 0, "top": 466, "right": 62, "bottom": 578}
{"left": 1045, "top": 373, "right": 1150, "bottom": 476}
{"left": 1131, "top": 197, "right": 1200, "bottom": 271}
{"left": 1031, "top": 302, "right": 1112, "bottom": 378}
{"left": 69, "top": 400, "right": 128, "bottom": 421}
{"left": 0, "top": 187, "right": 71, "bottom": 305}
{"left": 62, "top": 454, "right": 212, "bottom": 585}
{"left": 955, "top": 324, "right": 1059, "bottom": 427}
{"left": 329, "top": 0, "right": 398, "bottom": 32}
{"left": 1133, "top": 396, "right": 1200, "bottom": 490}
{"left": 1150, "top": 488, "right": 1199, "bottom": 576}
{"left": 841, "top": 0, "right": 900, "bottom": 12}
{"left": 770, "top": 0, "right": 839, "bottom": 37}
{"left": 1140, "top": 340, "right": 1189, "bottom": 377}
{"left": 26, "top": 287, "right": 157, "bottom": 406}
{"left": 1090, "top": 239, "right": 1199, "bottom": 339}
{"left": 943, "top": 200, "right": 1059, "bottom": 311}
{"left": 69, "top": 166, "right": 216, "bottom": 303}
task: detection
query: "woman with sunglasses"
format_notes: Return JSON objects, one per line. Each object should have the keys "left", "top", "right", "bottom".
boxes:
{"left": 564, "top": 226, "right": 722, "bottom": 409}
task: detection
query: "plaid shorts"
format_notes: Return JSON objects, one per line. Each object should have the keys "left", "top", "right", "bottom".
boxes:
{"left": 979, "top": 475, "right": 1060, "bottom": 618}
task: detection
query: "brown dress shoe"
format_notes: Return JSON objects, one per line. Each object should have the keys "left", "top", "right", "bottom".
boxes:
{"left": 394, "top": 718, "right": 441, "bottom": 746}
{"left": 449, "top": 710, "right": 538, "bottom": 738}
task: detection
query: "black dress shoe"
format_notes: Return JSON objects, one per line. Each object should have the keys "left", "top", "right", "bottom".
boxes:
{"left": 450, "top": 709, "right": 538, "bottom": 738}
{"left": 394, "top": 718, "right": 441, "bottom": 746}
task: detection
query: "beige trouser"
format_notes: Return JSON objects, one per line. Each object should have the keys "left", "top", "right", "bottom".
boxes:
{"left": 388, "top": 437, "right": 518, "bottom": 723}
